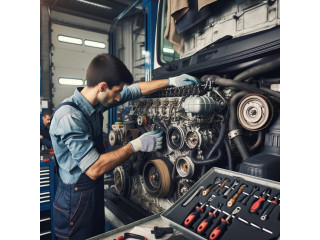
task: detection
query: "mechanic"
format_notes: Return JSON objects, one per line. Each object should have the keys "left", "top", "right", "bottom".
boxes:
{"left": 49, "top": 53, "right": 199, "bottom": 240}
{"left": 40, "top": 109, "right": 53, "bottom": 149}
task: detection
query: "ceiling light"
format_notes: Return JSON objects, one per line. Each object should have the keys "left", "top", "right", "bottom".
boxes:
{"left": 76, "top": 0, "right": 112, "bottom": 10}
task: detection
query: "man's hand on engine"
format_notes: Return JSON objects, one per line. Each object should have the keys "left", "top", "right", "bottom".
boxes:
{"left": 168, "top": 74, "right": 199, "bottom": 87}
{"left": 130, "top": 130, "right": 163, "bottom": 152}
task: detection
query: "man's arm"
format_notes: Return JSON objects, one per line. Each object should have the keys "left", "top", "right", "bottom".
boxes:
{"left": 137, "top": 79, "right": 168, "bottom": 96}
{"left": 85, "top": 143, "right": 134, "bottom": 180}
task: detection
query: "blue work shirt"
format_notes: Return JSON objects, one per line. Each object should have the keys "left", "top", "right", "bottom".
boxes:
{"left": 49, "top": 84, "right": 142, "bottom": 184}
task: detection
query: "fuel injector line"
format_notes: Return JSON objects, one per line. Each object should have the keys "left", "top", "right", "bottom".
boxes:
{"left": 233, "top": 57, "right": 280, "bottom": 82}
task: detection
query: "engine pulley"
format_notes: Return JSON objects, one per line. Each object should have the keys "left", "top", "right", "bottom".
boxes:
{"left": 185, "top": 130, "right": 200, "bottom": 149}
{"left": 237, "top": 94, "right": 274, "bottom": 131}
{"left": 142, "top": 159, "right": 172, "bottom": 198}
{"left": 176, "top": 156, "right": 195, "bottom": 178}
{"left": 113, "top": 163, "right": 131, "bottom": 198}
{"left": 167, "top": 126, "right": 186, "bottom": 150}
{"left": 109, "top": 130, "right": 123, "bottom": 147}
{"left": 176, "top": 179, "right": 195, "bottom": 199}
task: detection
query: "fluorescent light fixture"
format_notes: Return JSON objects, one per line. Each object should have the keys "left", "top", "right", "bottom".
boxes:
{"left": 76, "top": 0, "right": 112, "bottom": 10}
{"left": 59, "top": 78, "right": 83, "bottom": 86}
{"left": 58, "top": 35, "right": 82, "bottom": 45}
{"left": 163, "top": 47, "right": 174, "bottom": 54}
{"left": 84, "top": 40, "right": 106, "bottom": 49}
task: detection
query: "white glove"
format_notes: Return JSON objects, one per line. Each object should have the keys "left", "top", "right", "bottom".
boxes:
{"left": 130, "top": 130, "right": 163, "bottom": 152}
{"left": 168, "top": 74, "right": 199, "bottom": 87}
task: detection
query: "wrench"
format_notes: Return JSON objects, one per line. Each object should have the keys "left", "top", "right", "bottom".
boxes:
{"left": 223, "top": 180, "right": 239, "bottom": 196}
{"left": 183, "top": 185, "right": 205, "bottom": 207}
{"left": 202, "top": 177, "right": 222, "bottom": 196}
{"left": 215, "top": 178, "right": 229, "bottom": 193}
{"left": 241, "top": 185, "right": 259, "bottom": 205}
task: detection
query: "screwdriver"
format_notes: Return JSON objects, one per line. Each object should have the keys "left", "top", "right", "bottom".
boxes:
{"left": 184, "top": 195, "right": 215, "bottom": 227}
{"left": 209, "top": 206, "right": 241, "bottom": 240}
{"left": 250, "top": 188, "right": 272, "bottom": 213}
{"left": 260, "top": 193, "right": 280, "bottom": 220}
{"left": 196, "top": 203, "right": 223, "bottom": 234}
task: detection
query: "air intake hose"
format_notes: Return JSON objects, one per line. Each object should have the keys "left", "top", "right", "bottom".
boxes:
{"left": 234, "top": 57, "right": 280, "bottom": 82}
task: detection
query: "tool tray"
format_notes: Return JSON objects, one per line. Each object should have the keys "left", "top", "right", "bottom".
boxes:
{"left": 161, "top": 167, "right": 280, "bottom": 240}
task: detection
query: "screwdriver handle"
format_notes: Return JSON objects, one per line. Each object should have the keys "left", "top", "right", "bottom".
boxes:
{"left": 209, "top": 219, "right": 229, "bottom": 240}
{"left": 227, "top": 185, "right": 246, "bottom": 207}
{"left": 250, "top": 196, "right": 265, "bottom": 213}
{"left": 184, "top": 207, "right": 203, "bottom": 227}
{"left": 197, "top": 212, "right": 217, "bottom": 234}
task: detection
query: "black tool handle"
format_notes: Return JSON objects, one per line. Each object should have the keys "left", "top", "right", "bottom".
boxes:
{"left": 261, "top": 202, "right": 278, "bottom": 220}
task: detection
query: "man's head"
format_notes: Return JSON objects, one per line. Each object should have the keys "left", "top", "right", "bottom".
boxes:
{"left": 42, "top": 110, "right": 53, "bottom": 128}
{"left": 86, "top": 54, "right": 134, "bottom": 107}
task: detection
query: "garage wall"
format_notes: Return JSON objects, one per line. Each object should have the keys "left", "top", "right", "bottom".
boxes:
{"left": 40, "top": 5, "right": 111, "bottom": 132}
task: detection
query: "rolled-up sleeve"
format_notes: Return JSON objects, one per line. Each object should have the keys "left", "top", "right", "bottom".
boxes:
{"left": 106, "top": 83, "right": 142, "bottom": 109}
{"left": 57, "top": 112, "right": 99, "bottom": 172}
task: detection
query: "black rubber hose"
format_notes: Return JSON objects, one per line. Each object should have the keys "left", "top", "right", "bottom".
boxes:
{"left": 224, "top": 138, "right": 233, "bottom": 170}
{"left": 234, "top": 57, "right": 280, "bottom": 82}
{"left": 248, "top": 131, "right": 263, "bottom": 151}
{"left": 229, "top": 91, "right": 251, "bottom": 160}
{"left": 260, "top": 87, "right": 280, "bottom": 99}
{"left": 215, "top": 77, "right": 266, "bottom": 95}
{"left": 207, "top": 121, "right": 227, "bottom": 159}
{"left": 189, "top": 148, "right": 222, "bottom": 165}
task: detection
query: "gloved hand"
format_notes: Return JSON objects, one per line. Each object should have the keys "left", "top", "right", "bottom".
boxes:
{"left": 130, "top": 130, "right": 163, "bottom": 152}
{"left": 168, "top": 74, "right": 199, "bottom": 87}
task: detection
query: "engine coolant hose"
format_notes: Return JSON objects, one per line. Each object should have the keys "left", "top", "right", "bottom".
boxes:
{"left": 207, "top": 121, "right": 227, "bottom": 159}
{"left": 229, "top": 91, "right": 251, "bottom": 160}
{"left": 224, "top": 138, "right": 233, "bottom": 170}
{"left": 234, "top": 57, "right": 280, "bottom": 82}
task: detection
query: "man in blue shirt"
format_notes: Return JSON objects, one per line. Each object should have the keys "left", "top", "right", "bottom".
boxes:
{"left": 40, "top": 110, "right": 52, "bottom": 149}
{"left": 50, "top": 53, "right": 198, "bottom": 240}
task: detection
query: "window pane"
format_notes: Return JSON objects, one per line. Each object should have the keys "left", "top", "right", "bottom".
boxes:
{"left": 59, "top": 78, "right": 83, "bottom": 86}
{"left": 84, "top": 40, "right": 106, "bottom": 49}
{"left": 58, "top": 35, "right": 83, "bottom": 45}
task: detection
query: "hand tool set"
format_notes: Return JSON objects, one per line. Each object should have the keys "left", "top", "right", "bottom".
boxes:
{"left": 161, "top": 168, "right": 280, "bottom": 240}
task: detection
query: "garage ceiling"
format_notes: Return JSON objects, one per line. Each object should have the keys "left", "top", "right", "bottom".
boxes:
{"left": 40, "top": 0, "right": 141, "bottom": 23}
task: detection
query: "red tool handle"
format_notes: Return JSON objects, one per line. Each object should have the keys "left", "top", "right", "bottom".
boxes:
{"left": 184, "top": 207, "right": 203, "bottom": 227}
{"left": 250, "top": 196, "right": 265, "bottom": 213}
{"left": 197, "top": 219, "right": 209, "bottom": 234}
{"left": 209, "top": 219, "right": 229, "bottom": 240}
{"left": 197, "top": 212, "right": 216, "bottom": 233}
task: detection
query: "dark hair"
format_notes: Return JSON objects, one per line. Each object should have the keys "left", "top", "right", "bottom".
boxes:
{"left": 86, "top": 53, "right": 134, "bottom": 89}
{"left": 43, "top": 110, "right": 53, "bottom": 117}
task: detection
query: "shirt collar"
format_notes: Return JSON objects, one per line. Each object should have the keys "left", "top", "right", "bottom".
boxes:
{"left": 73, "top": 87, "right": 96, "bottom": 116}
